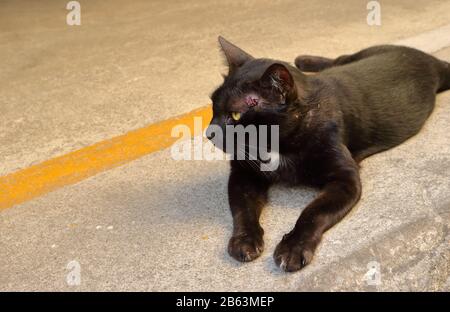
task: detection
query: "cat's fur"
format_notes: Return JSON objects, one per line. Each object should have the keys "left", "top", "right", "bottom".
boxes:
{"left": 207, "top": 36, "right": 450, "bottom": 272}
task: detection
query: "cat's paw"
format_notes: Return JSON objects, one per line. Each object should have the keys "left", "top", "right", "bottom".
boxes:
{"left": 228, "top": 232, "right": 264, "bottom": 262}
{"left": 273, "top": 234, "right": 318, "bottom": 272}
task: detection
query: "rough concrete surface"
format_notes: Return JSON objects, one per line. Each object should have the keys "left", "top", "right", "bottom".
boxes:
{"left": 0, "top": 1, "right": 449, "bottom": 291}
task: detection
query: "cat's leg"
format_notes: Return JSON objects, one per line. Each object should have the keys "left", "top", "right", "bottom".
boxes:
{"left": 227, "top": 163, "right": 270, "bottom": 262}
{"left": 295, "top": 45, "right": 402, "bottom": 72}
{"left": 274, "top": 145, "right": 361, "bottom": 272}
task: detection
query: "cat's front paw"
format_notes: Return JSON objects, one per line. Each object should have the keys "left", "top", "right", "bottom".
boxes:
{"left": 228, "top": 232, "right": 264, "bottom": 262}
{"left": 273, "top": 233, "right": 319, "bottom": 272}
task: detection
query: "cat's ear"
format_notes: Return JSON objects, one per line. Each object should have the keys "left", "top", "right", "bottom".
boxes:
{"left": 260, "top": 63, "right": 295, "bottom": 94}
{"left": 218, "top": 36, "right": 253, "bottom": 73}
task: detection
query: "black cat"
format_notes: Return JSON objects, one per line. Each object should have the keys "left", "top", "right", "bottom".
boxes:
{"left": 207, "top": 36, "right": 450, "bottom": 272}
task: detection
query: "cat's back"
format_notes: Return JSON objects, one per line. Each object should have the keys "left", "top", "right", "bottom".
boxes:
{"left": 318, "top": 45, "right": 441, "bottom": 92}
{"left": 311, "top": 45, "right": 442, "bottom": 154}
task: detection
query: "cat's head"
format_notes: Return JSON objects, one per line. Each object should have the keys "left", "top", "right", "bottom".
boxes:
{"left": 207, "top": 36, "right": 300, "bottom": 153}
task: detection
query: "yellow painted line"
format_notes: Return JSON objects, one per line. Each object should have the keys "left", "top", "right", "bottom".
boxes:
{"left": 0, "top": 105, "right": 212, "bottom": 210}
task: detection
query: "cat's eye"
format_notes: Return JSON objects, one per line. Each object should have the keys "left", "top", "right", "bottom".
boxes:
{"left": 231, "top": 112, "right": 241, "bottom": 121}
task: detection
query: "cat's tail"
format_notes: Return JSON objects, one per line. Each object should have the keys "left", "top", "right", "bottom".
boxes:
{"left": 294, "top": 55, "right": 334, "bottom": 72}
{"left": 437, "top": 60, "right": 450, "bottom": 93}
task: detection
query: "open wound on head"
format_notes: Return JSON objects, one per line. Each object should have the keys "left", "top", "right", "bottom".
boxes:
{"left": 230, "top": 93, "right": 261, "bottom": 117}
{"left": 245, "top": 94, "right": 259, "bottom": 107}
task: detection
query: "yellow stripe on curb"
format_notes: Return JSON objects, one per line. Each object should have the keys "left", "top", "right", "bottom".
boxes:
{"left": 0, "top": 105, "right": 212, "bottom": 210}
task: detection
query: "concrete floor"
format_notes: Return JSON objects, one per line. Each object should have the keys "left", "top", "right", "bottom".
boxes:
{"left": 0, "top": 0, "right": 449, "bottom": 291}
